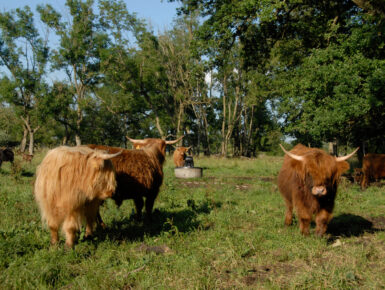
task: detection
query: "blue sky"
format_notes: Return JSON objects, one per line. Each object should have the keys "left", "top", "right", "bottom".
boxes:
{"left": 0, "top": 0, "right": 180, "bottom": 30}
{"left": 0, "top": 0, "right": 181, "bottom": 82}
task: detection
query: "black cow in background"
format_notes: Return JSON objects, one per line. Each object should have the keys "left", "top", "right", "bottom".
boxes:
{"left": 0, "top": 148, "right": 14, "bottom": 168}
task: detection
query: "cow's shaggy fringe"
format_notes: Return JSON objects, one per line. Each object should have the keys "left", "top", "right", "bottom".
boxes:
{"left": 34, "top": 146, "right": 118, "bottom": 247}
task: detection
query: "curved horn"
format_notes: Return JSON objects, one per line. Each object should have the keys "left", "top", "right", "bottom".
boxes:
{"left": 279, "top": 144, "right": 304, "bottom": 161}
{"left": 165, "top": 135, "right": 184, "bottom": 145}
{"left": 98, "top": 150, "right": 122, "bottom": 160}
{"left": 335, "top": 147, "right": 359, "bottom": 162}
{"left": 126, "top": 136, "right": 147, "bottom": 144}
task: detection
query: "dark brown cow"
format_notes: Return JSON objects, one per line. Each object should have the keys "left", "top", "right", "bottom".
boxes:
{"left": 278, "top": 144, "right": 358, "bottom": 236}
{"left": 0, "top": 148, "right": 14, "bottom": 167}
{"left": 358, "top": 153, "right": 385, "bottom": 190}
{"left": 87, "top": 136, "right": 183, "bottom": 224}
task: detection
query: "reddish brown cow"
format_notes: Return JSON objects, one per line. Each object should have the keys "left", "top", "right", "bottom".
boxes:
{"left": 22, "top": 153, "right": 33, "bottom": 162}
{"left": 358, "top": 153, "right": 385, "bottom": 190}
{"left": 173, "top": 146, "right": 191, "bottom": 167}
{"left": 278, "top": 144, "right": 358, "bottom": 236}
{"left": 353, "top": 168, "right": 363, "bottom": 185}
{"left": 88, "top": 136, "right": 183, "bottom": 224}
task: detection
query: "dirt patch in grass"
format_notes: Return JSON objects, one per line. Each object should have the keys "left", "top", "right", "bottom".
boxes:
{"left": 259, "top": 176, "right": 276, "bottom": 183}
{"left": 367, "top": 216, "right": 385, "bottom": 229}
{"left": 179, "top": 181, "right": 208, "bottom": 188}
{"left": 234, "top": 184, "right": 251, "bottom": 191}
{"left": 178, "top": 175, "right": 276, "bottom": 190}
{"left": 135, "top": 243, "right": 173, "bottom": 254}
{"left": 242, "top": 260, "right": 304, "bottom": 286}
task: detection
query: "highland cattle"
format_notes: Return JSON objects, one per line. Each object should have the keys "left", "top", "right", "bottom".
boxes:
{"left": 34, "top": 146, "right": 121, "bottom": 247}
{"left": 278, "top": 144, "right": 358, "bottom": 236}
{"left": 88, "top": 136, "right": 183, "bottom": 224}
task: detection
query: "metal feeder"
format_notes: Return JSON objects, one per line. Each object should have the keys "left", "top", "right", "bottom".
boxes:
{"left": 174, "top": 155, "right": 203, "bottom": 178}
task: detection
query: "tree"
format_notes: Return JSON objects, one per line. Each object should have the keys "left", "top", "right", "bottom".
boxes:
{"left": 0, "top": 105, "right": 21, "bottom": 147}
{"left": 38, "top": 0, "right": 109, "bottom": 145}
{"left": 0, "top": 6, "right": 48, "bottom": 154}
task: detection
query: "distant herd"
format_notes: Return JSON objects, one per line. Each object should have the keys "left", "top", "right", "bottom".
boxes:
{"left": 1, "top": 141, "right": 384, "bottom": 247}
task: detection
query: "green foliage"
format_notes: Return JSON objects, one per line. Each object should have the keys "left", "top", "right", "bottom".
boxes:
{"left": 2, "top": 0, "right": 385, "bottom": 154}
{"left": 0, "top": 106, "right": 21, "bottom": 146}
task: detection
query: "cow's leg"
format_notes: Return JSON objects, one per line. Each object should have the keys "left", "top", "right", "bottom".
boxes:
{"left": 296, "top": 205, "right": 311, "bottom": 236}
{"left": 48, "top": 220, "right": 60, "bottom": 245}
{"left": 134, "top": 197, "right": 144, "bottom": 221}
{"left": 96, "top": 211, "right": 106, "bottom": 229}
{"left": 85, "top": 200, "right": 101, "bottom": 237}
{"left": 145, "top": 195, "right": 157, "bottom": 220}
{"left": 63, "top": 214, "right": 79, "bottom": 248}
{"left": 361, "top": 173, "right": 368, "bottom": 190}
{"left": 315, "top": 209, "right": 332, "bottom": 236}
{"left": 284, "top": 199, "right": 293, "bottom": 226}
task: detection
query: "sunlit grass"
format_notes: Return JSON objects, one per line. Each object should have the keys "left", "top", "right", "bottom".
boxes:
{"left": 0, "top": 150, "right": 384, "bottom": 288}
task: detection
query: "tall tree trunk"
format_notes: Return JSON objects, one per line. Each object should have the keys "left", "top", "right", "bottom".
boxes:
{"left": 75, "top": 105, "right": 82, "bottom": 146}
{"left": 176, "top": 101, "right": 184, "bottom": 145}
{"left": 21, "top": 115, "right": 39, "bottom": 154}
{"left": 28, "top": 131, "right": 34, "bottom": 155}
{"left": 74, "top": 65, "right": 84, "bottom": 146}
{"left": 221, "top": 74, "right": 227, "bottom": 156}
{"left": 62, "top": 124, "right": 69, "bottom": 145}
{"left": 155, "top": 116, "right": 165, "bottom": 139}
{"left": 20, "top": 125, "right": 28, "bottom": 153}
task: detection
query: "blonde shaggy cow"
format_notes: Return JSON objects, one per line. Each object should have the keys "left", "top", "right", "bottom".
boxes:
{"left": 34, "top": 146, "right": 121, "bottom": 248}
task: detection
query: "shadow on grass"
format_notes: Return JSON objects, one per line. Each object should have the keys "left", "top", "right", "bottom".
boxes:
{"left": 21, "top": 171, "right": 34, "bottom": 177}
{"left": 326, "top": 213, "right": 384, "bottom": 242}
{"left": 91, "top": 200, "right": 222, "bottom": 244}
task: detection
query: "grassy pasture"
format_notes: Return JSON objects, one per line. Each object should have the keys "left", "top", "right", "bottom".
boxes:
{"left": 0, "top": 151, "right": 384, "bottom": 289}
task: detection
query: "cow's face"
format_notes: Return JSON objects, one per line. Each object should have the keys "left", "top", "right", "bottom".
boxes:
{"left": 303, "top": 155, "right": 335, "bottom": 197}
{"left": 280, "top": 144, "right": 357, "bottom": 197}
{"left": 177, "top": 147, "right": 190, "bottom": 157}
{"left": 353, "top": 168, "right": 363, "bottom": 184}
{"left": 130, "top": 139, "right": 166, "bottom": 154}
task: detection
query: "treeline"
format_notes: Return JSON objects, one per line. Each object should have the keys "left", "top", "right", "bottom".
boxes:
{"left": 0, "top": 0, "right": 384, "bottom": 157}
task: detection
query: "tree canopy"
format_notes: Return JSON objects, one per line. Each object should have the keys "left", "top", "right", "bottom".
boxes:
{"left": 0, "top": 0, "right": 384, "bottom": 156}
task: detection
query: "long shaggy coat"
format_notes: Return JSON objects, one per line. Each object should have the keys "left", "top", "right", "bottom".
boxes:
{"left": 359, "top": 153, "right": 385, "bottom": 190}
{"left": 34, "top": 146, "right": 118, "bottom": 247}
{"left": 173, "top": 147, "right": 190, "bottom": 167}
{"left": 277, "top": 144, "right": 355, "bottom": 236}
{"left": 88, "top": 139, "right": 166, "bottom": 221}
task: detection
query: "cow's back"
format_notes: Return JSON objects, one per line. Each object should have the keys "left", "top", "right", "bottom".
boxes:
{"left": 87, "top": 144, "right": 163, "bottom": 197}
{"left": 363, "top": 153, "right": 385, "bottom": 179}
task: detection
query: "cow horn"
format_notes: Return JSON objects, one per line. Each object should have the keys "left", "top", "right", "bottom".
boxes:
{"left": 335, "top": 147, "right": 359, "bottom": 162}
{"left": 279, "top": 144, "right": 304, "bottom": 161}
{"left": 126, "top": 136, "right": 147, "bottom": 144}
{"left": 98, "top": 150, "right": 122, "bottom": 160}
{"left": 165, "top": 135, "right": 184, "bottom": 145}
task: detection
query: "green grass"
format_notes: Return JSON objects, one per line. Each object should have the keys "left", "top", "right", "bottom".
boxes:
{"left": 0, "top": 152, "right": 384, "bottom": 289}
